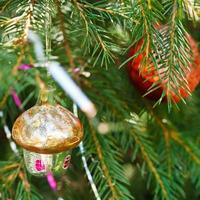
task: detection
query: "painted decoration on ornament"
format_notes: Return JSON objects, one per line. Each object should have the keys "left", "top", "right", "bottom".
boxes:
{"left": 63, "top": 155, "right": 71, "bottom": 169}
{"left": 23, "top": 149, "right": 53, "bottom": 176}
{"left": 23, "top": 150, "right": 72, "bottom": 176}
{"left": 35, "top": 160, "right": 45, "bottom": 171}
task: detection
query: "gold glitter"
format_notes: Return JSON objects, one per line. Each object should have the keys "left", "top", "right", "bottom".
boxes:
{"left": 12, "top": 104, "right": 83, "bottom": 154}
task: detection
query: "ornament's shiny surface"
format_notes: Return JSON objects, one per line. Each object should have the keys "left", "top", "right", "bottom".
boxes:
{"left": 23, "top": 149, "right": 71, "bottom": 176}
{"left": 12, "top": 104, "right": 83, "bottom": 154}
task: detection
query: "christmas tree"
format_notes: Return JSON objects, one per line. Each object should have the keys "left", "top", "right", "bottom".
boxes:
{"left": 0, "top": 0, "right": 200, "bottom": 199}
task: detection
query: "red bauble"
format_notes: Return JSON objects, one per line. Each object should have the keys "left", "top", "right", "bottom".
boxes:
{"left": 128, "top": 33, "right": 200, "bottom": 102}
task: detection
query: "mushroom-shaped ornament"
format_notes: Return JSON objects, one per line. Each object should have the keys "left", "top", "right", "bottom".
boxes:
{"left": 12, "top": 104, "right": 83, "bottom": 176}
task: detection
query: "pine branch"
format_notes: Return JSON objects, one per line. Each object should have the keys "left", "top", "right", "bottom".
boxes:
{"left": 0, "top": 0, "right": 12, "bottom": 13}
{"left": 146, "top": 100, "right": 200, "bottom": 166}
{"left": 0, "top": 1, "right": 200, "bottom": 199}
{"left": 1, "top": 0, "right": 35, "bottom": 46}
{"left": 0, "top": 159, "right": 43, "bottom": 200}
{"left": 171, "top": 131, "right": 200, "bottom": 165}
{"left": 144, "top": 103, "right": 200, "bottom": 197}
{"left": 144, "top": 102, "right": 173, "bottom": 176}
{"left": 15, "top": 179, "right": 43, "bottom": 200}
{"left": 83, "top": 123, "right": 133, "bottom": 200}
{"left": 182, "top": 0, "right": 200, "bottom": 20}
{"left": 170, "top": 130, "right": 200, "bottom": 193}
{"left": 70, "top": 0, "right": 127, "bottom": 67}
{"left": 54, "top": 0, "right": 75, "bottom": 68}
{"left": 191, "top": 161, "right": 200, "bottom": 193}
{"left": 129, "top": 126, "right": 169, "bottom": 200}
{"left": 126, "top": 112, "right": 185, "bottom": 200}
{"left": 90, "top": 127, "right": 119, "bottom": 199}
{"left": 0, "top": 91, "right": 9, "bottom": 108}
{"left": 0, "top": 0, "right": 52, "bottom": 47}
{"left": 121, "top": 0, "right": 196, "bottom": 108}
{"left": 0, "top": 161, "right": 20, "bottom": 189}
{"left": 154, "top": 121, "right": 186, "bottom": 199}
{"left": 127, "top": 0, "right": 164, "bottom": 62}
{"left": 155, "top": 0, "right": 192, "bottom": 107}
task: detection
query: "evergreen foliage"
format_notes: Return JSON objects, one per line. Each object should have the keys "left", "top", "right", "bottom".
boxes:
{"left": 0, "top": 0, "right": 200, "bottom": 199}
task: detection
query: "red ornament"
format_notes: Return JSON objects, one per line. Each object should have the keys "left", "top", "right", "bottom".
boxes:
{"left": 128, "top": 32, "right": 200, "bottom": 102}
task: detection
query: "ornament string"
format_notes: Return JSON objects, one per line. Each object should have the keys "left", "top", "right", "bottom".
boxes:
{"left": 73, "top": 104, "right": 101, "bottom": 200}
{"left": 0, "top": 111, "right": 19, "bottom": 156}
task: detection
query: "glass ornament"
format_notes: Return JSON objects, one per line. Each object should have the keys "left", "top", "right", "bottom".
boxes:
{"left": 12, "top": 103, "right": 83, "bottom": 176}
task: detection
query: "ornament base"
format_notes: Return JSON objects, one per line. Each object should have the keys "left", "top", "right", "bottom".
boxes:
{"left": 23, "top": 149, "right": 71, "bottom": 177}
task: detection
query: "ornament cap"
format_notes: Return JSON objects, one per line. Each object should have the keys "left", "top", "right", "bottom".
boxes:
{"left": 12, "top": 104, "right": 83, "bottom": 154}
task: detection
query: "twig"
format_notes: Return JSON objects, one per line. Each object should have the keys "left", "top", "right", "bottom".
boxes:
{"left": 55, "top": 0, "right": 75, "bottom": 68}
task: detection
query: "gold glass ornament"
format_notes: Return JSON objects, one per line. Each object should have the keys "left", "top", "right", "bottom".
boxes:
{"left": 12, "top": 102, "right": 83, "bottom": 176}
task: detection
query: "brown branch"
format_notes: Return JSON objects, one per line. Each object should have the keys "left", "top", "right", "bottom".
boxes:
{"left": 77, "top": 2, "right": 128, "bottom": 18}
{"left": 90, "top": 126, "right": 120, "bottom": 200}
{"left": 12, "top": 48, "right": 25, "bottom": 75}
{"left": 144, "top": 100, "right": 200, "bottom": 169}
{"left": 0, "top": 91, "right": 10, "bottom": 109}
{"left": 171, "top": 131, "right": 200, "bottom": 165}
{"left": 18, "top": 171, "right": 31, "bottom": 192}
{"left": 143, "top": 100, "right": 172, "bottom": 176}
{"left": 0, "top": 0, "right": 12, "bottom": 13}
{"left": 137, "top": 0, "right": 150, "bottom": 71}
{"left": 134, "top": 132, "right": 170, "bottom": 200}
{"left": 55, "top": 0, "right": 75, "bottom": 68}
{"left": 0, "top": 163, "right": 20, "bottom": 172}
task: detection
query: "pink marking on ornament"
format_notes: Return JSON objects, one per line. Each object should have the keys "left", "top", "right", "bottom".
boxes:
{"left": 11, "top": 90, "right": 22, "bottom": 108}
{"left": 18, "top": 64, "right": 32, "bottom": 70}
{"left": 35, "top": 159, "right": 45, "bottom": 171}
{"left": 47, "top": 172, "right": 57, "bottom": 191}
{"left": 63, "top": 155, "right": 71, "bottom": 169}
